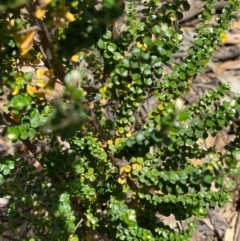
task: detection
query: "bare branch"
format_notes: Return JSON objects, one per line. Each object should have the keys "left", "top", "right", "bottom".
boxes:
{"left": 74, "top": 218, "right": 83, "bottom": 232}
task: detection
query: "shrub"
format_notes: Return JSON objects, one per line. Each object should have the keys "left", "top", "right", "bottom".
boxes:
{"left": 0, "top": 0, "right": 240, "bottom": 240}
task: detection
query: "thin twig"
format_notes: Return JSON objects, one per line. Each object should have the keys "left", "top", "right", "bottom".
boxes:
{"left": 74, "top": 218, "right": 83, "bottom": 232}
{"left": 16, "top": 25, "right": 41, "bottom": 34}
{"left": 193, "top": 83, "right": 216, "bottom": 90}
{"left": 90, "top": 109, "right": 127, "bottom": 167}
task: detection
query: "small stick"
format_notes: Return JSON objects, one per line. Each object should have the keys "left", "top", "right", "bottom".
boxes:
{"left": 16, "top": 25, "right": 40, "bottom": 35}
{"left": 74, "top": 218, "right": 84, "bottom": 231}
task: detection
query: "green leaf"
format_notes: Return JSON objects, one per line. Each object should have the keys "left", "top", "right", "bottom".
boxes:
{"left": 102, "top": 30, "right": 112, "bottom": 40}
{"left": 10, "top": 95, "right": 32, "bottom": 112}
{"left": 179, "top": 72, "right": 186, "bottom": 80}
{"left": 140, "top": 64, "right": 151, "bottom": 75}
{"left": 186, "top": 138, "right": 195, "bottom": 146}
{"left": 204, "top": 174, "right": 213, "bottom": 184}
{"left": 166, "top": 184, "right": 173, "bottom": 193}
{"left": 103, "top": 50, "right": 112, "bottom": 59}
{"left": 139, "top": 175, "right": 146, "bottom": 184}
{"left": 59, "top": 193, "right": 70, "bottom": 203}
{"left": 132, "top": 47, "right": 141, "bottom": 56}
{"left": 3, "top": 166, "right": 10, "bottom": 175}
{"left": 7, "top": 127, "right": 20, "bottom": 141}
{"left": 28, "top": 128, "right": 37, "bottom": 138}
{"left": 176, "top": 137, "right": 184, "bottom": 146}
{"left": 178, "top": 111, "right": 190, "bottom": 122}
{"left": 0, "top": 174, "right": 3, "bottom": 183}
{"left": 169, "top": 173, "right": 180, "bottom": 184}
{"left": 186, "top": 127, "right": 194, "bottom": 137}
{"left": 144, "top": 78, "right": 152, "bottom": 85}
{"left": 30, "top": 109, "right": 39, "bottom": 119}
{"left": 23, "top": 72, "right": 33, "bottom": 82}
{"left": 175, "top": 185, "right": 184, "bottom": 194}
{"left": 232, "top": 150, "right": 240, "bottom": 161}
{"left": 20, "top": 131, "right": 28, "bottom": 140}
{"left": 192, "top": 207, "right": 207, "bottom": 219}
{"left": 97, "top": 38, "right": 107, "bottom": 49}
{"left": 113, "top": 52, "right": 122, "bottom": 61}
{"left": 135, "top": 132, "right": 145, "bottom": 144}
{"left": 154, "top": 67, "right": 163, "bottom": 77}
{"left": 107, "top": 43, "right": 117, "bottom": 52}
{"left": 151, "top": 25, "right": 161, "bottom": 35}
{"left": 195, "top": 129, "right": 204, "bottom": 138}
{"left": 179, "top": 172, "right": 188, "bottom": 184}
{"left": 206, "top": 119, "right": 214, "bottom": 127}
{"left": 30, "top": 118, "right": 38, "bottom": 128}
{"left": 151, "top": 56, "right": 162, "bottom": 67}
{"left": 165, "top": 29, "right": 174, "bottom": 37}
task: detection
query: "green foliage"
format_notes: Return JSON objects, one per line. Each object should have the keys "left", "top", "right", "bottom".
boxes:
{"left": 0, "top": 0, "right": 240, "bottom": 240}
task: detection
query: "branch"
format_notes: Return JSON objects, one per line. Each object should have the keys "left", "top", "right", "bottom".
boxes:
{"left": 74, "top": 218, "right": 83, "bottom": 232}
{"left": 16, "top": 25, "right": 40, "bottom": 34}
{"left": 25, "top": 0, "right": 66, "bottom": 82}
{"left": 90, "top": 109, "right": 128, "bottom": 167}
